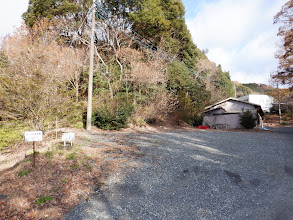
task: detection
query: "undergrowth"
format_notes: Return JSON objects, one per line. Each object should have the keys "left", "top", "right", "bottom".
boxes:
{"left": 0, "top": 126, "right": 141, "bottom": 219}
{"left": 0, "top": 121, "right": 25, "bottom": 150}
{"left": 91, "top": 99, "right": 134, "bottom": 130}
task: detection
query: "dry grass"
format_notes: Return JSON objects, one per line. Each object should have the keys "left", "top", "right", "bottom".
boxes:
{"left": 0, "top": 140, "right": 141, "bottom": 219}
{"left": 264, "top": 113, "right": 293, "bottom": 127}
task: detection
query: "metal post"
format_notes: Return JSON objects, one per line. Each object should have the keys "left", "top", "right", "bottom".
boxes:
{"left": 277, "top": 82, "right": 282, "bottom": 124}
{"left": 86, "top": 0, "right": 96, "bottom": 131}
{"left": 234, "top": 82, "right": 237, "bottom": 98}
{"left": 33, "top": 141, "right": 35, "bottom": 167}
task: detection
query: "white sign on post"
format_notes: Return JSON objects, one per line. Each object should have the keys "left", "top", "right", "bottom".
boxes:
{"left": 25, "top": 131, "right": 43, "bottom": 142}
{"left": 62, "top": 133, "right": 75, "bottom": 146}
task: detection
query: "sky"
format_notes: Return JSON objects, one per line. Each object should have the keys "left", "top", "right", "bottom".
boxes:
{"left": 0, "top": 0, "right": 287, "bottom": 84}
{"left": 184, "top": 0, "right": 286, "bottom": 84}
{"left": 0, "top": 0, "right": 29, "bottom": 39}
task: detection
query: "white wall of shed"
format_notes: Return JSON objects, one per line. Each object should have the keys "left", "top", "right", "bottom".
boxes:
{"left": 218, "top": 100, "right": 257, "bottom": 112}
{"left": 203, "top": 114, "right": 242, "bottom": 129}
{"left": 238, "top": 95, "right": 273, "bottom": 112}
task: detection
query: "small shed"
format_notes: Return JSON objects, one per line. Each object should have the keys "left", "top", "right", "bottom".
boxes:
{"left": 202, "top": 98, "right": 263, "bottom": 129}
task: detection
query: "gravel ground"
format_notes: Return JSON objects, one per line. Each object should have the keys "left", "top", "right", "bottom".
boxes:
{"left": 65, "top": 128, "right": 293, "bottom": 220}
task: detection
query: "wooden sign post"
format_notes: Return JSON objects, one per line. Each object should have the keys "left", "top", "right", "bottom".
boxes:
{"left": 24, "top": 131, "right": 43, "bottom": 167}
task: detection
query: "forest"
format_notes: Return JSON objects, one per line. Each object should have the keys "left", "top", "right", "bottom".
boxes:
{"left": 0, "top": 0, "right": 254, "bottom": 136}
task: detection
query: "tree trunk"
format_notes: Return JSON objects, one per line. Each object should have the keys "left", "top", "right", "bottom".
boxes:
{"left": 126, "top": 74, "right": 129, "bottom": 101}
{"left": 108, "top": 78, "right": 114, "bottom": 99}
{"left": 279, "top": 101, "right": 282, "bottom": 124}
{"left": 75, "top": 79, "right": 79, "bottom": 101}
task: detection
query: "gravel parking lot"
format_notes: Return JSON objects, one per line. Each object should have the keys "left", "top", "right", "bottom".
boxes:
{"left": 66, "top": 128, "right": 293, "bottom": 220}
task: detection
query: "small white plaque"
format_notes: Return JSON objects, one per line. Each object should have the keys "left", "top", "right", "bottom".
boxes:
{"left": 25, "top": 131, "right": 43, "bottom": 142}
{"left": 62, "top": 133, "right": 75, "bottom": 142}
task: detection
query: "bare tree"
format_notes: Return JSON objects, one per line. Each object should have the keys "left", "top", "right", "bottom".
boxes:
{"left": 196, "top": 58, "right": 226, "bottom": 103}
{"left": 0, "top": 21, "right": 86, "bottom": 131}
{"left": 273, "top": 0, "right": 293, "bottom": 88}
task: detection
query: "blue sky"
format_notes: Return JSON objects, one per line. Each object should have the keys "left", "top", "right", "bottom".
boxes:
{"left": 0, "top": 0, "right": 287, "bottom": 84}
{"left": 183, "top": 0, "right": 286, "bottom": 84}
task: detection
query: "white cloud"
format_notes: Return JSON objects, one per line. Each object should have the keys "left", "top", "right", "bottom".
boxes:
{"left": 207, "top": 47, "right": 236, "bottom": 70}
{"left": 237, "top": 30, "right": 277, "bottom": 71}
{"left": 232, "top": 70, "right": 271, "bottom": 84}
{"left": 186, "top": 0, "right": 287, "bottom": 84}
{"left": 187, "top": 0, "right": 264, "bottom": 48}
{"left": 0, "top": 0, "right": 29, "bottom": 39}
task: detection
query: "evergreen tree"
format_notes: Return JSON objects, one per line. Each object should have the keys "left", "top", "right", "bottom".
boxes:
{"left": 22, "top": 0, "right": 92, "bottom": 46}
{"left": 129, "top": 0, "right": 200, "bottom": 67}
{"left": 20, "top": 0, "right": 236, "bottom": 126}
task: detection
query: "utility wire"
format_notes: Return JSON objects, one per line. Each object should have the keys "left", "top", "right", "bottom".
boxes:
{"left": 102, "top": 0, "right": 196, "bottom": 73}
{"left": 58, "top": 0, "right": 194, "bottom": 76}
{"left": 101, "top": 0, "right": 136, "bottom": 11}
{"left": 97, "top": 9, "right": 174, "bottom": 65}
{"left": 69, "top": 4, "right": 94, "bottom": 47}
{"left": 96, "top": 6, "right": 197, "bottom": 76}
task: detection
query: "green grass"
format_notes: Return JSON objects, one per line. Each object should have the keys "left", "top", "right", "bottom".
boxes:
{"left": 0, "top": 122, "right": 25, "bottom": 150}
{"left": 70, "top": 163, "right": 79, "bottom": 169}
{"left": 45, "top": 151, "right": 53, "bottom": 159}
{"left": 74, "top": 121, "right": 84, "bottom": 129}
{"left": 66, "top": 152, "right": 76, "bottom": 160}
{"left": 18, "top": 170, "right": 32, "bottom": 177}
{"left": 53, "top": 187, "right": 60, "bottom": 192}
{"left": 86, "top": 164, "right": 92, "bottom": 173}
{"left": 61, "top": 178, "right": 69, "bottom": 184}
{"left": 35, "top": 196, "right": 54, "bottom": 205}
{"left": 28, "top": 151, "right": 40, "bottom": 157}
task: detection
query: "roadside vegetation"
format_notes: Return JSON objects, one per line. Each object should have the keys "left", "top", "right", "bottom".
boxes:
{"left": 0, "top": 136, "right": 141, "bottom": 219}
{"left": 0, "top": 121, "right": 25, "bottom": 151}
{"left": 0, "top": 0, "right": 236, "bottom": 136}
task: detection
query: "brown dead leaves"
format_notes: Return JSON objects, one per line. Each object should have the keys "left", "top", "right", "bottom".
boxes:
{"left": 0, "top": 142, "right": 141, "bottom": 219}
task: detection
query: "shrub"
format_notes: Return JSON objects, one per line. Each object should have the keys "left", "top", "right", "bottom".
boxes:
{"left": 74, "top": 122, "right": 84, "bottom": 129}
{"left": 239, "top": 110, "right": 256, "bottom": 129}
{"left": 92, "top": 101, "right": 134, "bottom": 130}
{"left": 45, "top": 151, "right": 53, "bottom": 159}
{"left": 145, "top": 118, "right": 157, "bottom": 124}
{"left": 131, "top": 116, "right": 146, "bottom": 127}
{"left": 270, "top": 105, "right": 287, "bottom": 114}
{"left": 191, "top": 115, "right": 203, "bottom": 127}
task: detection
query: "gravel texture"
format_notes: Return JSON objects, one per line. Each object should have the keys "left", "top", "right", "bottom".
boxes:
{"left": 65, "top": 128, "right": 293, "bottom": 220}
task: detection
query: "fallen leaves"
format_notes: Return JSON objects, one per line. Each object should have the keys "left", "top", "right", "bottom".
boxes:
{"left": 0, "top": 141, "right": 141, "bottom": 219}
